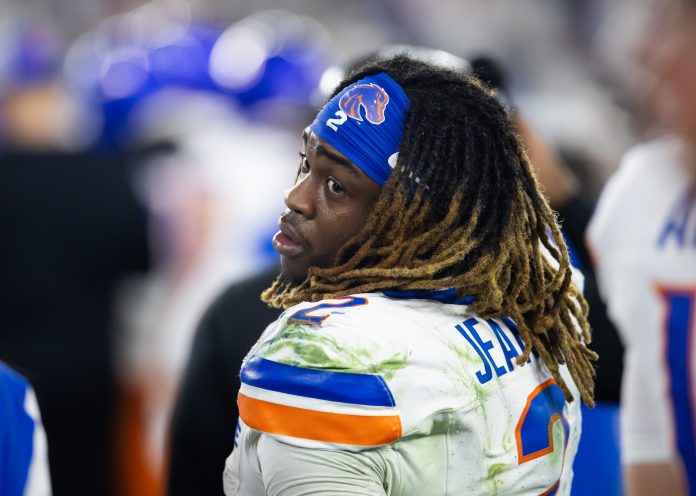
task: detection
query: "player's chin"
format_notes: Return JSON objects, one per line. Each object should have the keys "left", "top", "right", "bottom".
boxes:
{"left": 279, "top": 256, "right": 310, "bottom": 287}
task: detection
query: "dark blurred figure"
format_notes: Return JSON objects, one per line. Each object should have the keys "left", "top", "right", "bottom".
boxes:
{"left": 0, "top": 19, "right": 152, "bottom": 496}
{"left": 0, "top": 151, "right": 151, "bottom": 496}
{"left": 168, "top": 266, "right": 279, "bottom": 496}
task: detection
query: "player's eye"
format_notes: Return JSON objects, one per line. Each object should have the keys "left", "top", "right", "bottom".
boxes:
{"left": 327, "top": 178, "right": 345, "bottom": 195}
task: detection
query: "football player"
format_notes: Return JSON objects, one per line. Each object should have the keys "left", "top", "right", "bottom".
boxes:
{"left": 224, "top": 54, "right": 596, "bottom": 495}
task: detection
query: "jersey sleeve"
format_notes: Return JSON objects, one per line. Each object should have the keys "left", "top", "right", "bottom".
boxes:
{"left": 0, "top": 362, "right": 52, "bottom": 496}
{"left": 257, "top": 435, "right": 388, "bottom": 496}
{"left": 620, "top": 347, "right": 672, "bottom": 464}
{"left": 237, "top": 296, "right": 408, "bottom": 451}
{"left": 21, "top": 386, "right": 52, "bottom": 496}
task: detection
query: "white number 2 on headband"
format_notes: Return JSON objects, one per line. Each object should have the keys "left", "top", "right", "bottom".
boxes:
{"left": 326, "top": 110, "right": 348, "bottom": 131}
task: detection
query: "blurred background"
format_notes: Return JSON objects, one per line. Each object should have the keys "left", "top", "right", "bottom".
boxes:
{"left": 0, "top": 0, "right": 666, "bottom": 494}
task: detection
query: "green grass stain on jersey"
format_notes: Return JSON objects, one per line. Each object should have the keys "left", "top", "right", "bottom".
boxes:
{"left": 258, "top": 323, "right": 408, "bottom": 379}
{"left": 487, "top": 463, "right": 508, "bottom": 478}
{"left": 486, "top": 463, "right": 509, "bottom": 495}
{"left": 502, "top": 419, "right": 516, "bottom": 453}
{"left": 433, "top": 337, "right": 485, "bottom": 403}
{"left": 432, "top": 335, "right": 497, "bottom": 454}
{"left": 546, "top": 420, "right": 566, "bottom": 468}
{"left": 426, "top": 413, "right": 453, "bottom": 436}
{"left": 446, "top": 340, "right": 481, "bottom": 366}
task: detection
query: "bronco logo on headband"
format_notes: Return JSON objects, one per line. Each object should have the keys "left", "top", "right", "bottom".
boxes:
{"left": 339, "top": 83, "right": 390, "bottom": 125}
{"left": 311, "top": 72, "right": 408, "bottom": 186}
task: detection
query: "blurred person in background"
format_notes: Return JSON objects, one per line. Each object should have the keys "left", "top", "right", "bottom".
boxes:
{"left": 587, "top": 0, "right": 696, "bottom": 494}
{"left": 0, "top": 19, "right": 89, "bottom": 152}
{"left": 0, "top": 17, "right": 152, "bottom": 496}
{"left": 70, "top": 8, "right": 331, "bottom": 495}
{"left": 0, "top": 361, "right": 52, "bottom": 496}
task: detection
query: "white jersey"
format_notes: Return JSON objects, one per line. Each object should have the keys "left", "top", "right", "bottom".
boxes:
{"left": 223, "top": 291, "right": 582, "bottom": 496}
{"left": 587, "top": 138, "right": 696, "bottom": 485}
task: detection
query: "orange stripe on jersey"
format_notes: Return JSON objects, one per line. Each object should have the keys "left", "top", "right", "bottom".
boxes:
{"left": 238, "top": 393, "right": 402, "bottom": 446}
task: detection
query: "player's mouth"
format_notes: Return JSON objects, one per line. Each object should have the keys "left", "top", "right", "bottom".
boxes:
{"left": 273, "top": 220, "right": 306, "bottom": 258}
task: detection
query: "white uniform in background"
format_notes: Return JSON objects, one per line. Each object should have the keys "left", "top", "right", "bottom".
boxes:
{"left": 587, "top": 137, "right": 696, "bottom": 486}
{"left": 223, "top": 291, "right": 582, "bottom": 496}
{"left": 118, "top": 102, "right": 295, "bottom": 475}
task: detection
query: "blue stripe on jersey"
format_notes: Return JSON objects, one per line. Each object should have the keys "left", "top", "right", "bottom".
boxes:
{"left": 241, "top": 356, "right": 396, "bottom": 407}
{"left": 383, "top": 288, "right": 474, "bottom": 305}
{"left": 546, "top": 226, "right": 581, "bottom": 270}
{"left": 0, "top": 362, "right": 35, "bottom": 496}
{"left": 517, "top": 381, "right": 569, "bottom": 459}
{"left": 561, "top": 228, "right": 582, "bottom": 270}
{"left": 663, "top": 290, "right": 696, "bottom": 495}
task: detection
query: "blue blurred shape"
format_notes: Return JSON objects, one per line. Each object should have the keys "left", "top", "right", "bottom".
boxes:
{"left": 149, "top": 25, "right": 219, "bottom": 90}
{"left": 1, "top": 20, "right": 63, "bottom": 87}
{"left": 572, "top": 401, "right": 622, "bottom": 495}
{"left": 99, "top": 47, "right": 150, "bottom": 100}
{"left": 209, "top": 10, "right": 329, "bottom": 107}
{"left": 63, "top": 7, "right": 330, "bottom": 150}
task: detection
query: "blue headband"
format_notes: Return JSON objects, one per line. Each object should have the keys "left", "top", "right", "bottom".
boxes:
{"left": 309, "top": 72, "right": 410, "bottom": 186}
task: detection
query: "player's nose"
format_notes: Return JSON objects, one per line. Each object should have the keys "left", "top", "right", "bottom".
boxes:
{"left": 284, "top": 175, "right": 315, "bottom": 219}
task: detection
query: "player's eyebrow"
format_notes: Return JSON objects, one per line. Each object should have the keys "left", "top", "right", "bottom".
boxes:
{"left": 303, "top": 128, "right": 361, "bottom": 178}
{"left": 315, "top": 144, "right": 361, "bottom": 178}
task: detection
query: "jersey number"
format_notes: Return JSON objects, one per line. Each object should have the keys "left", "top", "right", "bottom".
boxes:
{"left": 326, "top": 110, "right": 348, "bottom": 131}
{"left": 515, "top": 379, "right": 569, "bottom": 496}
{"left": 287, "top": 296, "right": 368, "bottom": 326}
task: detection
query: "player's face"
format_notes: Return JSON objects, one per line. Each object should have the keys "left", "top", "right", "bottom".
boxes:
{"left": 273, "top": 129, "right": 382, "bottom": 283}
{"left": 644, "top": 6, "right": 696, "bottom": 145}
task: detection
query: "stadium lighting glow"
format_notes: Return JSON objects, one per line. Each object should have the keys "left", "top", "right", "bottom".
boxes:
{"left": 209, "top": 25, "right": 270, "bottom": 91}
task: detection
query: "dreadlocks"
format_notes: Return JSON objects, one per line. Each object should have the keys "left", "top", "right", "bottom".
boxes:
{"left": 263, "top": 55, "right": 597, "bottom": 406}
